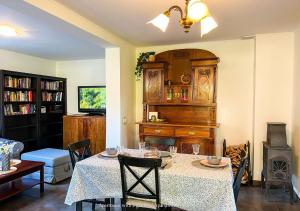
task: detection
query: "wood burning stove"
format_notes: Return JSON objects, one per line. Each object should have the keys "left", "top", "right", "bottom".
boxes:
{"left": 261, "top": 122, "right": 293, "bottom": 202}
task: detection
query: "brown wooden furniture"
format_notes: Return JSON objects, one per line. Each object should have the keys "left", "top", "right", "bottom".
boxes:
{"left": 63, "top": 115, "right": 106, "bottom": 155}
{"left": 137, "top": 49, "right": 219, "bottom": 155}
{"left": 0, "top": 160, "right": 44, "bottom": 201}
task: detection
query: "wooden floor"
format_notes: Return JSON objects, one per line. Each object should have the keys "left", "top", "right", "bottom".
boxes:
{"left": 0, "top": 180, "right": 299, "bottom": 211}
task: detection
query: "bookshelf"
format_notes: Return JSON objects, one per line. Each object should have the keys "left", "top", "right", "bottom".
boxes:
{"left": 0, "top": 70, "right": 66, "bottom": 152}
{"left": 39, "top": 76, "right": 66, "bottom": 149}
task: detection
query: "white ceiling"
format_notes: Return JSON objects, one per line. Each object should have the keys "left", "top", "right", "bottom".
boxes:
{"left": 0, "top": 0, "right": 108, "bottom": 60}
{"left": 57, "top": 0, "right": 300, "bottom": 46}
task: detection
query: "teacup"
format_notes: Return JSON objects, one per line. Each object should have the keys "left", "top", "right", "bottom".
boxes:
{"left": 207, "top": 156, "right": 222, "bottom": 165}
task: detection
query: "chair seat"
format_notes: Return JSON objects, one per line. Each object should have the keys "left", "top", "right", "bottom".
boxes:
{"left": 127, "top": 198, "right": 157, "bottom": 210}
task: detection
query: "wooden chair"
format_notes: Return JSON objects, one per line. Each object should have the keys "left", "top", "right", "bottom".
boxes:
{"left": 68, "top": 140, "right": 111, "bottom": 211}
{"left": 144, "top": 137, "right": 175, "bottom": 151}
{"left": 233, "top": 156, "right": 247, "bottom": 202}
{"left": 118, "top": 154, "right": 163, "bottom": 210}
{"left": 223, "top": 139, "right": 252, "bottom": 185}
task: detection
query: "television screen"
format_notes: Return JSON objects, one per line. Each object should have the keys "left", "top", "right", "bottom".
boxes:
{"left": 78, "top": 86, "right": 106, "bottom": 113}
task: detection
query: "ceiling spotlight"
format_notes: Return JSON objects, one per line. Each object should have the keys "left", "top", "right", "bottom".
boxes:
{"left": 0, "top": 25, "right": 18, "bottom": 37}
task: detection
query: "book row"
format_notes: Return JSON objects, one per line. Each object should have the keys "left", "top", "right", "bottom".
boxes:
{"left": 4, "top": 104, "right": 36, "bottom": 116}
{"left": 4, "top": 76, "right": 32, "bottom": 89}
{"left": 41, "top": 81, "right": 63, "bottom": 90}
{"left": 42, "top": 92, "right": 63, "bottom": 102}
{"left": 4, "top": 91, "right": 33, "bottom": 102}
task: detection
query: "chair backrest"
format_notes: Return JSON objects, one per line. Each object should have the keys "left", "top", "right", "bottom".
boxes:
{"left": 145, "top": 137, "right": 175, "bottom": 151}
{"left": 68, "top": 139, "right": 92, "bottom": 169}
{"left": 233, "top": 157, "right": 247, "bottom": 202}
{"left": 118, "top": 154, "right": 162, "bottom": 208}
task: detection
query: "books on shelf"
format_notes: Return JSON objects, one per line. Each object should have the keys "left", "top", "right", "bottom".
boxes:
{"left": 41, "top": 81, "right": 63, "bottom": 90}
{"left": 4, "top": 104, "right": 36, "bottom": 116}
{"left": 4, "top": 76, "right": 32, "bottom": 89}
{"left": 4, "top": 91, "right": 33, "bottom": 102}
{"left": 42, "top": 91, "right": 63, "bottom": 102}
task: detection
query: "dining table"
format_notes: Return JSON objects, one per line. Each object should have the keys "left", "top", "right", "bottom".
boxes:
{"left": 65, "top": 149, "right": 236, "bottom": 211}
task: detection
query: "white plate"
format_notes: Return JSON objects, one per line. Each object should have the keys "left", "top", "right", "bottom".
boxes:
{"left": 99, "top": 151, "right": 119, "bottom": 158}
{"left": 0, "top": 166, "right": 17, "bottom": 175}
{"left": 200, "top": 159, "right": 228, "bottom": 168}
{"left": 10, "top": 159, "right": 22, "bottom": 166}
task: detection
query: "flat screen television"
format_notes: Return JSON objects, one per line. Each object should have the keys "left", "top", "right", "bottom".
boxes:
{"left": 78, "top": 86, "right": 106, "bottom": 115}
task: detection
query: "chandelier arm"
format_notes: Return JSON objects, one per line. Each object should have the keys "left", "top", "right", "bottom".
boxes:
{"left": 167, "top": 6, "right": 184, "bottom": 19}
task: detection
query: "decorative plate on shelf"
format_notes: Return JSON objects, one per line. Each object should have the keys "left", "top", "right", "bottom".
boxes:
{"left": 199, "top": 159, "right": 228, "bottom": 168}
{"left": 180, "top": 74, "right": 191, "bottom": 85}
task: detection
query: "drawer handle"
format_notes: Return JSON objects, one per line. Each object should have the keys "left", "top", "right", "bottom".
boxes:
{"left": 154, "top": 129, "right": 161, "bottom": 134}
{"left": 188, "top": 131, "right": 195, "bottom": 135}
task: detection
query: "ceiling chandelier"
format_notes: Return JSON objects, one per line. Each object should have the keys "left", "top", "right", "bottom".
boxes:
{"left": 147, "top": 0, "right": 218, "bottom": 37}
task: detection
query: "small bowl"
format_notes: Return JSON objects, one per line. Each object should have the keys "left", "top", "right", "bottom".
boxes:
{"left": 106, "top": 148, "right": 118, "bottom": 155}
{"left": 207, "top": 156, "right": 222, "bottom": 165}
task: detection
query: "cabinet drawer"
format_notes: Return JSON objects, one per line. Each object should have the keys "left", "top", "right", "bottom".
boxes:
{"left": 175, "top": 128, "right": 210, "bottom": 138}
{"left": 143, "top": 127, "right": 174, "bottom": 136}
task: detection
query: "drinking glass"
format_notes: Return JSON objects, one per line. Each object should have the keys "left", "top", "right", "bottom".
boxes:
{"left": 138, "top": 142, "right": 146, "bottom": 157}
{"left": 117, "top": 145, "right": 124, "bottom": 154}
{"left": 192, "top": 144, "right": 200, "bottom": 159}
{"left": 169, "top": 146, "right": 177, "bottom": 163}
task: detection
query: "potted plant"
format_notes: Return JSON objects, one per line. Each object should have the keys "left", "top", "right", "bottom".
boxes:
{"left": 135, "top": 51, "right": 155, "bottom": 80}
{"left": 0, "top": 145, "right": 10, "bottom": 171}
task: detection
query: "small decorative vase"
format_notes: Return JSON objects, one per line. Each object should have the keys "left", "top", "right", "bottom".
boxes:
{"left": 0, "top": 152, "right": 10, "bottom": 171}
{"left": 148, "top": 55, "right": 155, "bottom": 62}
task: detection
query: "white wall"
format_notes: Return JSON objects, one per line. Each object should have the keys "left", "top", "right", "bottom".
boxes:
{"left": 253, "top": 33, "right": 294, "bottom": 180}
{"left": 136, "top": 39, "right": 255, "bottom": 154}
{"left": 105, "top": 48, "right": 121, "bottom": 148}
{"left": 56, "top": 59, "right": 106, "bottom": 114}
{"left": 0, "top": 49, "right": 56, "bottom": 75}
{"left": 292, "top": 27, "right": 300, "bottom": 196}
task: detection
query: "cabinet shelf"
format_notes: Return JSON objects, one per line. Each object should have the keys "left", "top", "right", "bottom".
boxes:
{"left": 145, "top": 102, "right": 216, "bottom": 107}
{"left": 5, "top": 124, "right": 36, "bottom": 130}
{"left": 41, "top": 89, "right": 63, "bottom": 92}
{"left": 4, "top": 101, "right": 35, "bottom": 104}
{"left": 4, "top": 87, "right": 35, "bottom": 91}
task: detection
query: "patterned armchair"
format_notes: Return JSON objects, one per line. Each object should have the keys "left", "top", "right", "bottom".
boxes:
{"left": 0, "top": 138, "right": 24, "bottom": 159}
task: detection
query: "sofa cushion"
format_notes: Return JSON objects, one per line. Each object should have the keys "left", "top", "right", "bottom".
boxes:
{"left": 21, "top": 148, "right": 71, "bottom": 167}
{"left": 0, "top": 138, "right": 24, "bottom": 159}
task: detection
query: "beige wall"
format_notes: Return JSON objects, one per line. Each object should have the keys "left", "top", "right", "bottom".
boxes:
{"left": 292, "top": 27, "right": 300, "bottom": 196}
{"left": 56, "top": 59, "right": 106, "bottom": 114}
{"left": 136, "top": 39, "right": 255, "bottom": 154}
{"left": 254, "top": 33, "right": 294, "bottom": 180}
{"left": 0, "top": 49, "right": 56, "bottom": 75}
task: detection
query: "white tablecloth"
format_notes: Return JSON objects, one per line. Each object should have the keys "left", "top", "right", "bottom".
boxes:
{"left": 65, "top": 149, "right": 236, "bottom": 211}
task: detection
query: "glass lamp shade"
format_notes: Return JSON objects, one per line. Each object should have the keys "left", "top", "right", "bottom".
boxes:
{"left": 201, "top": 16, "right": 218, "bottom": 37}
{"left": 0, "top": 25, "right": 17, "bottom": 37}
{"left": 147, "top": 13, "right": 170, "bottom": 32}
{"left": 187, "top": 0, "right": 208, "bottom": 22}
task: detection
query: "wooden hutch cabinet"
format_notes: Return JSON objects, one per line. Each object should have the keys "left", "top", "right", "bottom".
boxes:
{"left": 137, "top": 49, "right": 220, "bottom": 155}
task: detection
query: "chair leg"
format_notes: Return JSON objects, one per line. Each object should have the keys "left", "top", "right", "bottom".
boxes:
{"left": 76, "top": 201, "right": 82, "bottom": 211}
{"left": 105, "top": 198, "right": 110, "bottom": 211}
{"left": 92, "top": 202, "right": 96, "bottom": 211}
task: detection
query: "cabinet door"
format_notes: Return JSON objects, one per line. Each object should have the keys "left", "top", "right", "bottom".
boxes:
{"left": 143, "top": 69, "right": 163, "bottom": 103}
{"left": 192, "top": 66, "right": 215, "bottom": 104}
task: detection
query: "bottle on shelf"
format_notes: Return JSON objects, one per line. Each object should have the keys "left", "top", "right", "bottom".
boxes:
{"left": 166, "top": 80, "right": 173, "bottom": 102}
